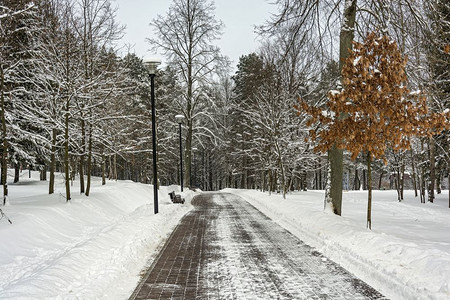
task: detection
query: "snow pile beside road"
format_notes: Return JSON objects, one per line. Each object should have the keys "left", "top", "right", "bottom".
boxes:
{"left": 0, "top": 171, "right": 194, "bottom": 299}
{"left": 224, "top": 188, "right": 450, "bottom": 300}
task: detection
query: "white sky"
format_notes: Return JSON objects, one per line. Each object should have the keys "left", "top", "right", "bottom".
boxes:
{"left": 113, "top": 0, "right": 277, "bottom": 68}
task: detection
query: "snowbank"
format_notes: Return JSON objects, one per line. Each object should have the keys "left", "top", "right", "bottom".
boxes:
{"left": 0, "top": 171, "right": 194, "bottom": 299}
{"left": 1, "top": 169, "right": 448, "bottom": 299}
{"left": 224, "top": 188, "right": 450, "bottom": 300}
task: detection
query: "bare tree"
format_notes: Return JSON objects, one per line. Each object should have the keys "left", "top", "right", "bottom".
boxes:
{"left": 148, "top": 0, "right": 225, "bottom": 189}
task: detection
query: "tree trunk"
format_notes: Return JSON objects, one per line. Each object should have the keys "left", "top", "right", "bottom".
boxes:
{"left": 367, "top": 151, "right": 372, "bottom": 230}
{"left": 314, "top": 162, "right": 318, "bottom": 189}
{"left": 378, "top": 171, "right": 384, "bottom": 190}
{"left": 318, "top": 160, "right": 322, "bottom": 189}
{"left": 85, "top": 122, "right": 92, "bottom": 196}
{"left": 436, "top": 170, "right": 441, "bottom": 194}
{"left": 261, "top": 170, "right": 265, "bottom": 192}
{"left": 79, "top": 118, "right": 85, "bottom": 194}
{"left": 185, "top": 118, "right": 192, "bottom": 189}
{"left": 400, "top": 158, "right": 405, "bottom": 201}
{"left": 113, "top": 153, "right": 117, "bottom": 180}
{"left": 428, "top": 137, "right": 435, "bottom": 203}
{"left": 419, "top": 140, "right": 425, "bottom": 203}
{"left": 362, "top": 169, "right": 367, "bottom": 190}
{"left": 202, "top": 150, "right": 206, "bottom": 190}
{"left": 40, "top": 165, "right": 47, "bottom": 181}
{"left": 208, "top": 152, "right": 213, "bottom": 191}
{"left": 14, "top": 163, "right": 19, "bottom": 183}
{"left": 324, "top": 160, "right": 332, "bottom": 210}
{"left": 354, "top": 167, "right": 360, "bottom": 190}
{"left": 275, "top": 142, "right": 287, "bottom": 198}
{"left": 1, "top": 66, "right": 8, "bottom": 205}
{"left": 280, "top": 160, "right": 286, "bottom": 199}
{"left": 395, "top": 157, "right": 401, "bottom": 201}
{"left": 329, "top": 145, "right": 343, "bottom": 215}
{"left": 49, "top": 128, "right": 56, "bottom": 194}
{"left": 101, "top": 152, "right": 106, "bottom": 186}
{"left": 268, "top": 170, "right": 272, "bottom": 195}
{"left": 64, "top": 99, "right": 71, "bottom": 202}
{"left": 329, "top": 0, "right": 357, "bottom": 216}
{"left": 410, "top": 148, "right": 418, "bottom": 197}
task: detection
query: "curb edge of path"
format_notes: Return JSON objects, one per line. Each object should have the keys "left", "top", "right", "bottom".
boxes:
{"left": 128, "top": 197, "right": 197, "bottom": 300}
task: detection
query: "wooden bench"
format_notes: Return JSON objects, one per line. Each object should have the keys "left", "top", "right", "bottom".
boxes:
{"left": 168, "top": 191, "right": 185, "bottom": 204}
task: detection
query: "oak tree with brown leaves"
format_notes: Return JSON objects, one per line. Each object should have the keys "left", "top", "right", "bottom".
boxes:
{"left": 297, "top": 31, "right": 448, "bottom": 229}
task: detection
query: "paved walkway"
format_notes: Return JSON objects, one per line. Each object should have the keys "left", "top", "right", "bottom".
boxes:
{"left": 129, "top": 193, "right": 386, "bottom": 299}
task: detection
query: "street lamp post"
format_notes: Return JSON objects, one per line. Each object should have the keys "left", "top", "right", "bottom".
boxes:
{"left": 175, "top": 114, "right": 185, "bottom": 192}
{"left": 192, "top": 147, "right": 198, "bottom": 188}
{"left": 143, "top": 58, "right": 161, "bottom": 214}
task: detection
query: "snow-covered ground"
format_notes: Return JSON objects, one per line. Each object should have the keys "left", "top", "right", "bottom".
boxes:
{"left": 0, "top": 169, "right": 448, "bottom": 299}
{"left": 0, "top": 170, "right": 195, "bottom": 299}
{"left": 224, "top": 188, "right": 450, "bottom": 300}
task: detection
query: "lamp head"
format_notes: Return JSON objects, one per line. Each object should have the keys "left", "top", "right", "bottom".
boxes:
{"left": 143, "top": 57, "right": 161, "bottom": 75}
{"left": 175, "top": 114, "right": 185, "bottom": 124}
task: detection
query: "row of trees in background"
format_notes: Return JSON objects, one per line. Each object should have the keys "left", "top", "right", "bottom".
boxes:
{"left": 1, "top": 0, "right": 448, "bottom": 213}
{"left": 214, "top": 0, "right": 449, "bottom": 211}
{"left": 0, "top": 0, "right": 180, "bottom": 203}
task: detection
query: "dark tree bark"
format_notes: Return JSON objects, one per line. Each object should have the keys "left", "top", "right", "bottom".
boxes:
{"left": 329, "top": 0, "right": 357, "bottom": 215}
{"left": 49, "top": 128, "right": 56, "bottom": 194}
{"left": 64, "top": 98, "right": 71, "bottom": 202}
{"left": 354, "top": 167, "right": 360, "bottom": 190}
{"left": 367, "top": 152, "right": 372, "bottom": 229}
{"left": 362, "top": 169, "right": 367, "bottom": 190}
{"left": 378, "top": 170, "right": 384, "bottom": 190}
{"left": 428, "top": 137, "right": 435, "bottom": 203}
{"left": 14, "top": 163, "right": 19, "bottom": 183}
{"left": 410, "top": 149, "right": 418, "bottom": 197}
{"left": 79, "top": 118, "right": 85, "bottom": 194}
{"left": 85, "top": 122, "right": 92, "bottom": 196}
{"left": 1, "top": 66, "right": 8, "bottom": 205}
{"left": 101, "top": 152, "right": 106, "bottom": 186}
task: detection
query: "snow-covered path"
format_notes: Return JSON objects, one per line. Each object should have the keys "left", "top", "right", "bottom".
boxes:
{"left": 131, "top": 192, "right": 384, "bottom": 299}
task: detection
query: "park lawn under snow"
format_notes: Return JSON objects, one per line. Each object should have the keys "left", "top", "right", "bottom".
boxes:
{"left": 0, "top": 170, "right": 448, "bottom": 299}
{"left": 0, "top": 170, "right": 196, "bottom": 299}
{"left": 224, "top": 188, "right": 450, "bottom": 300}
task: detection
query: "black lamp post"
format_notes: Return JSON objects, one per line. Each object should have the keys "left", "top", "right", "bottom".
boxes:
{"left": 143, "top": 58, "right": 161, "bottom": 214}
{"left": 175, "top": 114, "right": 184, "bottom": 192}
{"left": 192, "top": 147, "right": 198, "bottom": 188}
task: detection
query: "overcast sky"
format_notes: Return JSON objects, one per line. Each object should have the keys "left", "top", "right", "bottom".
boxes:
{"left": 113, "top": 0, "right": 277, "bottom": 69}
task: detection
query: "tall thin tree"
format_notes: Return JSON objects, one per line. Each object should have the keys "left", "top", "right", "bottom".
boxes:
{"left": 148, "top": 0, "right": 224, "bottom": 189}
